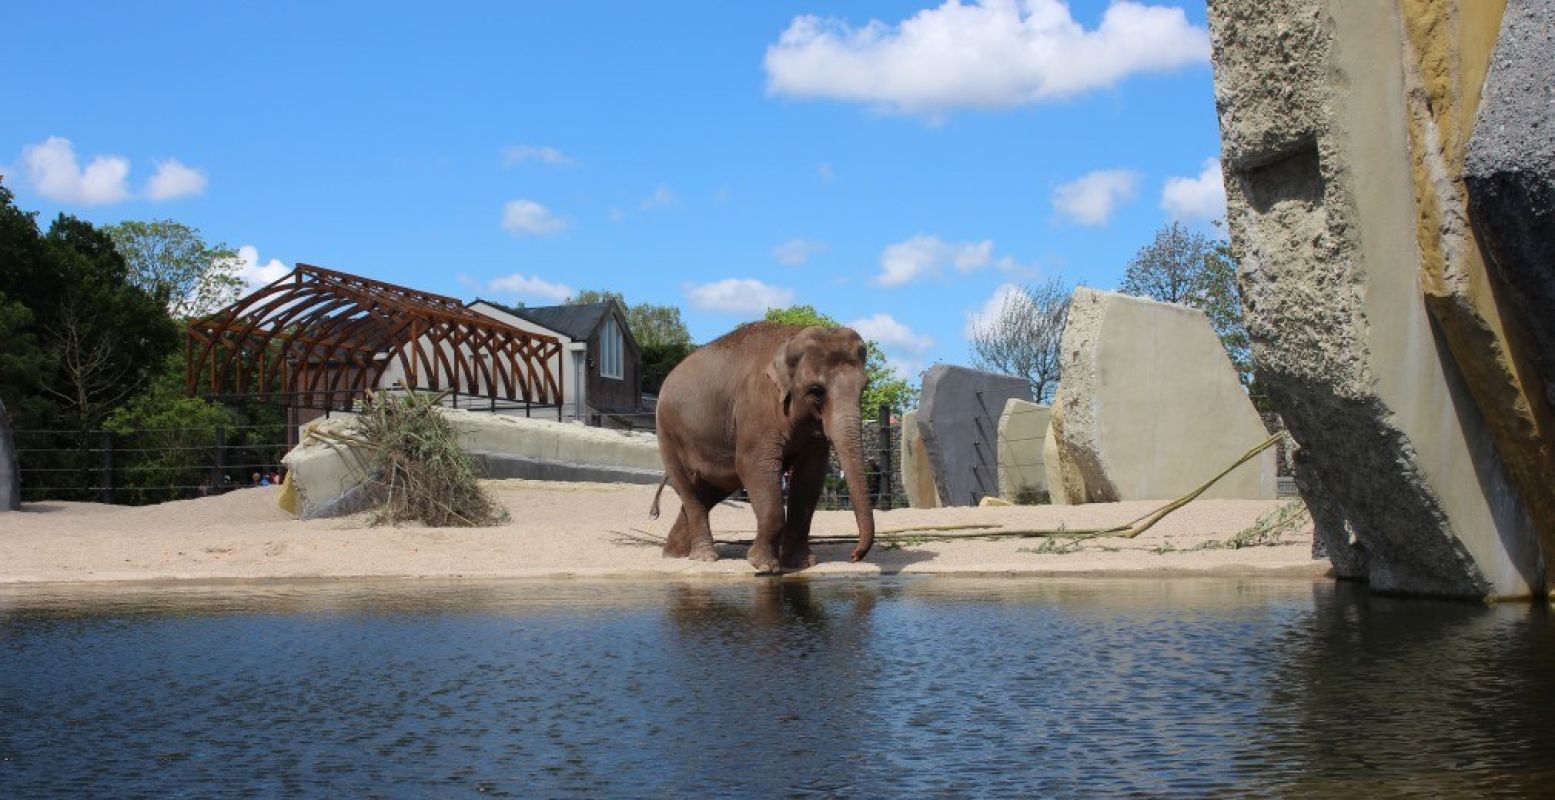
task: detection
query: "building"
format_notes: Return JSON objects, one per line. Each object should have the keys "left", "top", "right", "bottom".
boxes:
{"left": 469, "top": 299, "right": 650, "bottom": 428}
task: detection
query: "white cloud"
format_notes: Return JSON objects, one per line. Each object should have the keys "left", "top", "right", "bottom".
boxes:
{"left": 501, "top": 144, "right": 577, "bottom": 167}
{"left": 876, "top": 234, "right": 994, "bottom": 286}
{"left": 1161, "top": 158, "right": 1226, "bottom": 222}
{"left": 18, "top": 136, "right": 132, "bottom": 204}
{"left": 501, "top": 199, "right": 569, "bottom": 236}
{"left": 489, "top": 273, "right": 575, "bottom": 303}
{"left": 231, "top": 245, "right": 291, "bottom": 290}
{"left": 850, "top": 312, "right": 934, "bottom": 353}
{"left": 964, "top": 282, "right": 1028, "bottom": 339}
{"left": 1052, "top": 168, "right": 1140, "bottom": 226}
{"left": 685, "top": 278, "right": 795, "bottom": 314}
{"left": 764, "top": 0, "right": 1210, "bottom": 117}
{"left": 817, "top": 162, "right": 835, "bottom": 182}
{"left": 773, "top": 238, "right": 829, "bottom": 266}
{"left": 145, "top": 159, "right": 208, "bottom": 200}
{"left": 640, "top": 185, "right": 677, "bottom": 210}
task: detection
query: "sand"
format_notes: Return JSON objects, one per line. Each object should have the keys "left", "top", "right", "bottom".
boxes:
{"left": 0, "top": 481, "right": 1329, "bottom": 586}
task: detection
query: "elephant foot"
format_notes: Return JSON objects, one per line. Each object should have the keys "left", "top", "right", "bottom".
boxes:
{"left": 747, "top": 543, "right": 781, "bottom": 574}
{"left": 688, "top": 542, "right": 719, "bottom": 562}
{"left": 779, "top": 547, "right": 817, "bottom": 570}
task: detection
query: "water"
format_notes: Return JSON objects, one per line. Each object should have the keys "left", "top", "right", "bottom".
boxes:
{"left": 2, "top": 577, "right": 1552, "bottom": 798}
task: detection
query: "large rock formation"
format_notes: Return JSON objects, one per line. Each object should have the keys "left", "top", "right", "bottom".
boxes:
{"left": 0, "top": 399, "right": 18, "bottom": 512}
{"left": 915, "top": 365, "right": 1030, "bottom": 506}
{"left": 996, "top": 400, "right": 1049, "bottom": 502}
{"left": 1465, "top": 0, "right": 1555, "bottom": 405}
{"left": 898, "top": 409, "right": 939, "bottom": 509}
{"left": 1209, "top": 0, "right": 1551, "bottom": 598}
{"left": 1049, "top": 288, "right": 1275, "bottom": 504}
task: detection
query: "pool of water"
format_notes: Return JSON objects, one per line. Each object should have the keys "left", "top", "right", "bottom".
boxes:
{"left": 2, "top": 577, "right": 1552, "bottom": 797}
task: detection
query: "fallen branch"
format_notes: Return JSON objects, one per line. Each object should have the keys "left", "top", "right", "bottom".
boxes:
{"left": 613, "top": 433, "right": 1285, "bottom": 549}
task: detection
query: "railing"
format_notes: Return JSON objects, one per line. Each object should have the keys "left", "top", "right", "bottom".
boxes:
{"left": 816, "top": 405, "right": 905, "bottom": 512}
{"left": 13, "top": 423, "right": 292, "bottom": 505}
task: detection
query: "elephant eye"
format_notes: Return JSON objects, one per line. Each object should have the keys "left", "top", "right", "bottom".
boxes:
{"left": 807, "top": 384, "right": 826, "bottom": 401}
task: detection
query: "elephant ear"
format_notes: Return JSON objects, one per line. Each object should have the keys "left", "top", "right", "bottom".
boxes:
{"left": 765, "top": 336, "right": 803, "bottom": 415}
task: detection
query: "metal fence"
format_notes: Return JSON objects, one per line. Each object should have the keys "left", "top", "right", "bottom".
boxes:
{"left": 13, "top": 423, "right": 292, "bottom": 505}
{"left": 816, "top": 405, "right": 907, "bottom": 512}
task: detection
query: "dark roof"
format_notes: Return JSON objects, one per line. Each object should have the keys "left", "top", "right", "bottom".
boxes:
{"left": 471, "top": 298, "right": 615, "bottom": 342}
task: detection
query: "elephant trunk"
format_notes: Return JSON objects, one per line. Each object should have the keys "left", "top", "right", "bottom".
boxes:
{"left": 825, "top": 404, "right": 876, "bottom": 561}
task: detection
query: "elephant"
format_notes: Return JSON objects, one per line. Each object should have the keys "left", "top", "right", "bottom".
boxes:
{"left": 651, "top": 322, "right": 876, "bottom": 572}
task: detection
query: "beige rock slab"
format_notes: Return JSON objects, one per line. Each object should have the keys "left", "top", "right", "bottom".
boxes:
{"left": 1209, "top": 0, "right": 1545, "bottom": 598}
{"left": 1051, "top": 288, "right": 1276, "bottom": 504}
{"left": 997, "top": 400, "right": 1049, "bottom": 501}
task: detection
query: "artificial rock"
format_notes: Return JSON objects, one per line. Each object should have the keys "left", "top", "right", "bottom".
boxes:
{"left": 1209, "top": 0, "right": 1551, "bottom": 598}
{"left": 898, "top": 409, "right": 939, "bottom": 510}
{"left": 0, "top": 400, "right": 18, "bottom": 512}
{"left": 915, "top": 365, "right": 1030, "bottom": 507}
{"left": 1049, "top": 288, "right": 1275, "bottom": 505}
{"left": 996, "top": 400, "right": 1049, "bottom": 502}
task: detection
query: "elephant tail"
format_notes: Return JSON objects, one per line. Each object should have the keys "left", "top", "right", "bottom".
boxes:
{"left": 649, "top": 474, "right": 669, "bottom": 519}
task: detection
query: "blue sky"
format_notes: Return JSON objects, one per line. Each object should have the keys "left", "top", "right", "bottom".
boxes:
{"left": 1, "top": 0, "right": 1225, "bottom": 380}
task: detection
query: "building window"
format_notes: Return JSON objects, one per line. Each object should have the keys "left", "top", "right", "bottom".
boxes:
{"left": 601, "top": 317, "right": 624, "bottom": 379}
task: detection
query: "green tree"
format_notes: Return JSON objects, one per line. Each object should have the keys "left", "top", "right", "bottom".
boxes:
{"left": 567, "top": 288, "right": 692, "bottom": 349}
{"left": 760, "top": 305, "right": 917, "bottom": 414}
{"left": 0, "top": 187, "right": 179, "bottom": 432}
{"left": 1119, "top": 222, "right": 1254, "bottom": 390}
{"left": 105, "top": 219, "right": 241, "bottom": 319}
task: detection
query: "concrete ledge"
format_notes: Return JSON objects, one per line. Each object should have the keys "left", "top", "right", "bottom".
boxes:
{"left": 471, "top": 452, "right": 663, "bottom": 485}
{"left": 282, "top": 409, "right": 664, "bottom": 519}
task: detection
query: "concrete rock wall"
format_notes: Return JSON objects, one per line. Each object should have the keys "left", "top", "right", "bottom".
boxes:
{"left": 996, "top": 400, "right": 1049, "bottom": 501}
{"left": 0, "top": 400, "right": 19, "bottom": 512}
{"left": 1050, "top": 288, "right": 1276, "bottom": 504}
{"left": 916, "top": 365, "right": 1030, "bottom": 506}
{"left": 899, "top": 409, "right": 939, "bottom": 509}
{"left": 1209, "top": 0, "right": 1550, "bottom": 598}
{"left": 283, "top": 410, "right": 662, "bottom": 519}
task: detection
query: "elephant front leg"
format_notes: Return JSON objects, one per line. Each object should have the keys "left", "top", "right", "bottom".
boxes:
{"left": 780, "top": 447, "right": 829, "bottom": 569}
{"left": 740, "top": 459, "right": 787, "bottom": 574}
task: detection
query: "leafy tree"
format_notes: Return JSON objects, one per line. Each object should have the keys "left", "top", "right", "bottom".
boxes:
{"left": 105, "top": 219, "right": 241, "bottom": 319}
{"left": 568, "top": 288, "right": 692, "bottom": 349}
{"left": 0, "top": 188, "right": 178, "bottom": 432}
{"left": 105, "top": 353, "right": 235, "bottom": 503}
{"left": 760, "top": 305, "right": 917, "bottom": 414}
{"left": 1119, "top": 222, "right": 1254, "bottom": 390}
{"left": 967, "top": 276, "right": 1071, "bottom": 404}
{"left": 35, "top": 217, "right": 181, "bottom": 430}
{"left": 641, "top": 341, "right": 696, "bottom": 395}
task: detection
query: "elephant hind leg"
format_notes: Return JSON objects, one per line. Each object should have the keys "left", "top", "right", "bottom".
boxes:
{"left": 662, "top": 507, "right": 695, "bottom": 558}
{"left": 661, "top": 484, "right": 731, "bottom": 561}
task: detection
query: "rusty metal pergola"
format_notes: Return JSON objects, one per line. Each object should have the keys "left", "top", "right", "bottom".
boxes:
{"left": 186, "top": 263, "right": 563, "bottom": 411}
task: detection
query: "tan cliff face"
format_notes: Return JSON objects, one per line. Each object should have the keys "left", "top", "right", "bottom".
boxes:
{"left": 1208, "top": 0, "right": 1551, "bottom": 598}
{"left": 1397, "top": 0, "right": 1555, "bottom": 591}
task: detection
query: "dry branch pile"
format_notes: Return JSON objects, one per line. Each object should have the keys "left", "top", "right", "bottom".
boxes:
{"left": 353, "top": 391, "right": 507, "bottom": 527}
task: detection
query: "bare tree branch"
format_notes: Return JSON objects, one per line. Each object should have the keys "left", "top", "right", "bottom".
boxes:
{"left": 968, "top": 276, "right": 1071, "bottom": 404}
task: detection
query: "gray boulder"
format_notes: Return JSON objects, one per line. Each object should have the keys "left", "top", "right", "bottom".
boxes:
{"left": 1465, "top": 0, "right": 1555, "bottom": 402}
{"left": 916, "top": 365, "right": 1030, "bottom": 506}
{"left": 0, "top": 399, "right": 17, "bottom": 511}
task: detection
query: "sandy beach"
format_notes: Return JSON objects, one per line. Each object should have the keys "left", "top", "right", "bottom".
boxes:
{"left": 0, "top": 480, "right": 1329, "bottom": 586}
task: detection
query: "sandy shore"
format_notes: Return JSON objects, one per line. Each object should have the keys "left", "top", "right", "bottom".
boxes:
{"left": 0, "top": 481, "right": 1329, "bottom": 585}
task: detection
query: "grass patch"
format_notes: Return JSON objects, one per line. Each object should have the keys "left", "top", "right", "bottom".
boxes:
{"left": 1018, "top": 536, "right": 1085, "bottom": 556}
{"left": 1190, "top": 500, "right": 1309, "bottom": 552}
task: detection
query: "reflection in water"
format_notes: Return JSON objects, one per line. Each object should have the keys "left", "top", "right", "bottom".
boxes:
{"left": 0, "top": 577, "right": 1552, "bottom": 797}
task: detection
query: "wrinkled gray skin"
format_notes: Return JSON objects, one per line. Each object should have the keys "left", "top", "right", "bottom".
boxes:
{"left": 653, "top": 322, "right": 876, "bottom": 572}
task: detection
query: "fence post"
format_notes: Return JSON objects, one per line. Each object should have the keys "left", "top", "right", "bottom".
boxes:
{"left": 212, "top": 424, "right": 226, "bottom": 492}
{"left": 99, "top": 430, "right": 115, "bottom": 505}
{"left": 877, "top": 404, "right": 893, "bottom": 511}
